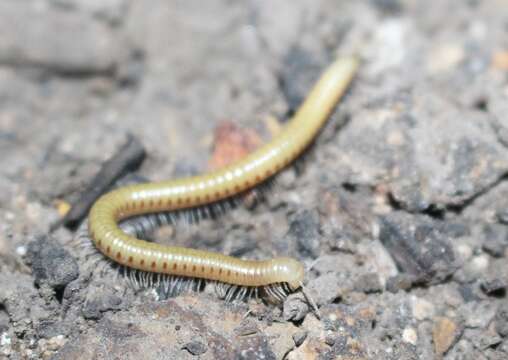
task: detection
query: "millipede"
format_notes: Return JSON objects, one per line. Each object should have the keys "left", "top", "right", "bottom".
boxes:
{"left": 86, "top": 56, "right": 359, "bottom": 313}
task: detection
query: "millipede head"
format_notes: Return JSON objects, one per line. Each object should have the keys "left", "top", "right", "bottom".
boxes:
{"left": 270, "top": 257, "right": 305, "bottom": 291}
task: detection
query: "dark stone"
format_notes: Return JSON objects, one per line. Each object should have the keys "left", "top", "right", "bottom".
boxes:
{"left": 57, "top": 134, "right": 146, "bottom": 230}
{"left": 480, "top": 278, "right": 506, "bottom": 296}
{"left": 280, "top": 47, "right": 324, "bottom": 114}
{"left": 182, "top": 341, "right": 207, "bottom": 356}
{"left": 286, "top": 209, "right": 321, "bottom": 259}
{"left": 62, "top": 279, "right": 82, "bottom": 302}
{"left": 26, "top": 235, "right": 79, "bottom": 289}
{"left": 328, "top": 335, "right": 349, "bottom": 357}
{"left": 378, "top": 212, "right": 457, "bottom": 285}
{"left": 458, "top": 284, "right": 479, "bottom": 303}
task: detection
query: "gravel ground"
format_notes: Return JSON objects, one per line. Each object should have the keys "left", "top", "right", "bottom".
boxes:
{"left": 1, "top": 0, "right": 508, "bottom": 359}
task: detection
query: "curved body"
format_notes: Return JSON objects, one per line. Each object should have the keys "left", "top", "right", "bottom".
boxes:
{"left": 88, "top": 57, "right": 359, "bottom": 290}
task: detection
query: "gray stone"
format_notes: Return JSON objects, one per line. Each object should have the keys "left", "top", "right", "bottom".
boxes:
{"left": 26, "top": 235, "right": 79, "bottom": 289}
{"left": 82, "top": 291, "right": 123, "bottom": 320}
{"left": 0, "top": 273, "right": 53, "bottom": 336}
{"left": 283, "top": 294, "right": 310, "bottom": 322}
{"left": 35, "top": 320, "right": 71, "bottom": 339}
{"left": 55, "top": 297, "right": 281, "bottom": 360}
{"left": 305, "top": 273, "right": 343, "bottom": 306}
{"left": 353, "top": 273, "right": 383, "bottom": 294}
{"left": 337, "top": 88, "right": 508, "bottom": 211}
{"left": 0, "top": 1, "right": 123, "bottom": 74}
{"left": 292, "top": 331, "right": 307, "bottom": 346}
{"left": 481, "top": 224, "right": 508, "bottom": 258}
{"left": 378, "top": 212, "right": 457, "bottom": 284}
{"left": 182, "top": 341, "right": 207, "bottom": 356}
{"left": 495, "top": 303, "right": 508, "bottom": 337}
{"left": 287, "top": 209, "right": 322, "bottom": 259}
{"left": 386, "top": 274, "right": 416, "bottom": 293}
{"left": 466, "top": 328, "right": 503, "bottom": 351}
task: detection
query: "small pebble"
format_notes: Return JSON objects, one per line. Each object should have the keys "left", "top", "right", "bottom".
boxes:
{"left": 402, "top": 327, "right": 417, "bottom": 346}
{"left": 411, "top": 296, "right": 436, "bottom": 321}
{"left": 427, "top": 44, "right": 465, "bottom": 73}
{"left": 45, "top": 335, "right": 66, "bottom": 352}
{"left": 234, "top": 320, "right": 259, "bottom": 337}
{"left": 455, "top": 244, "right": 472, "bottom": 262}
{"left": 470, "top": 255, "right": 489, "bottom": 272}
{"left": 386, "top": 274, "right": 415, "bottom": 293}
{"left": 354, "top": 273, "right": 383, "bottom": 294}
{"left": 292, "top": 331, "right": 307, "bottom": 347}
{"left": 0, "top": 333, "right": 11, "bottom": 346}
{"left": 15, "top": 245, "right": 27, "bottom": 257}
{"left": 182, "top": 341, "right": 207, "bottom": 356}
{"left": 482, "top": 241, "right": 506, "bottom": 258}
{"left": 283, "top": 294, "right": 309, "bottom": 322}
{"left": 324, "top": 333, "right": 336, "bottom": 346}
{"left": 432, "top": 317, "right": 461, "bottom": 356}
{"left": 288, "top": 210, "right": 321, "bottom": 259}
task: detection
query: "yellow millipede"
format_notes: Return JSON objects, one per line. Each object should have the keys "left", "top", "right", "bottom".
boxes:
{"left": 87, "top": 56, "right": 359, "bottom": 307}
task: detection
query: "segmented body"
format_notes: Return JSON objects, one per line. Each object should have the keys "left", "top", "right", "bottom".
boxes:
{"left": 88, "top": 57, "right": 358, "bottom": 291}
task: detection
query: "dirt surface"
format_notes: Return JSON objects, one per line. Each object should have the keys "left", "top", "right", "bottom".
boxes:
{"left": 1, "top": 0, "right": 508, "bottom": 359}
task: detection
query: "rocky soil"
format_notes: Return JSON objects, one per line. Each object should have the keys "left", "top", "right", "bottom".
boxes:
{"left": 1, "top": 0, "right": 508, "bottom": 359}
